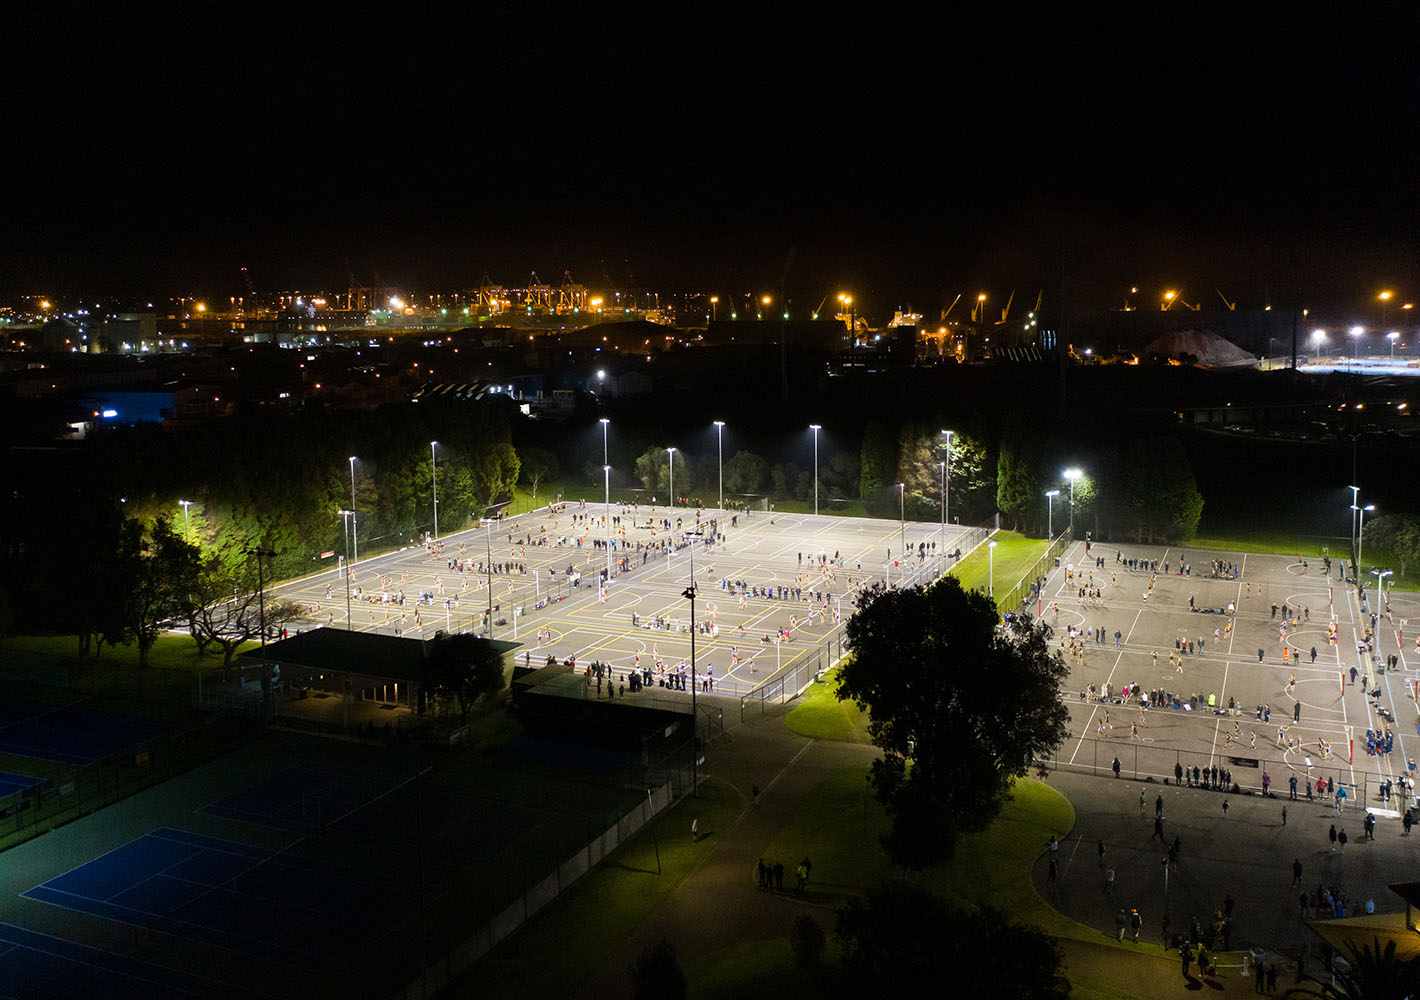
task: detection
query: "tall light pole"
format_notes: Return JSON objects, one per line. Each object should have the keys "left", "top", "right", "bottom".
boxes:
{"left": 604, "top": 464, "right": 612, "bottom": 583}
{"left": 1312, "top": 329, "right": 1326, "bottom": 362}
{"left": 810, "top": 424, "right": 821, "bottom": 516}
{"left": 338, "top": 509, "right": 355, "bottom": 630}
{"left": 1045, "top": 489, "right": 1059, "bottom": 538}
{"left": 939, "top": 462, "right": 946, "bottom": 558}
{"left": 667, "top": 447, "right": 676, "bottom": 507}
{"left": 1356, "top": 503, "right": 1375, "bottom": 579}
{"left": 600, "top": 417, "right": 610, "bottom": 468}
{"left": 248, "top": 546, "right": 277, "bottom": 720}
{"left": 940, "top": 429, "right": 953, "bottom": 547}
{"left": 1350, "top": 485, "right": 1361, "bottom": 565}
{"left": 682, "top": 562, "right": 699, "bottom": 795}
{"left": 898, "top": 482, "right": 905, "bottom": 557}
{"left": 178, "top": 499, "right": 192, "bottom": 543}
{"left": 1389, "top": 331, "right": 1400, "bottom": 358}
{"left": 348, "top": 457, "right": 358, "bottom": 565}
{"left": 1063, "top": 468, "right": 1083, "bottom": 532}
{"left": 1350, "top": 326, "right": 1364, "bottom": 372}
{"left": 713, "top": 420, "right": 725, "bottom": 511}
{"left": 1374, "top": 568, "right": 1393, "bottom": 608}
{"left": 988, "top": 539, "right": 998, "bottom": 600}
{"left": 430, "top": 441, "right": 439, "bottom": 541}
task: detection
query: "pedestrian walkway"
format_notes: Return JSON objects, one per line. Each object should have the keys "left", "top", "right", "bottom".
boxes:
{"left": 575, "top": 708, "right": 876, "bottom": 999}
{"left": 574, "top": 701, "right": 1325, "bottom": 998}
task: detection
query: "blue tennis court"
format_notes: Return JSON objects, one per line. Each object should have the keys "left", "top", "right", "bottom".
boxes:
{"left": 0, "top": 920, "right": 244, "bottom": 999}
{"left": 0, "top": 696, "right": 167, "bottom": 765}
{"left": 22, "top": 828, "right": 415, "bottom": 970}
{"left": 205, "top": 764, "right": 556, "bottom": 858}
{"left": 201, "top": 764, "right": 403, "bottom": 833}
{"left": 0, "top": 772, "right": 44, "bottom": 799}
{"left": 331, "top": 779, "right": 556, "bottom": 857}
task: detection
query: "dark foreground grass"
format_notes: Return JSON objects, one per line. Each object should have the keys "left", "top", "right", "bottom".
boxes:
{"left": 0, "top": 633, "right": 257, "bottom": 707}
{"left": 686, "top": 764, "right": 1102, "bottom": 998}
{"left": 447, "top": 777, "right": 744, "bottom": 999}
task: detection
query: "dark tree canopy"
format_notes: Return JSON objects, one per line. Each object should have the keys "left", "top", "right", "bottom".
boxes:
{"left": 423, "top": 633, "right": 507, "bottom": 718}
{"left": 836, "top": 882, "right": 1069, "bottom": 1000}
{"left": 838, "top": 574, "right": 1069, "bottom": 866}
{"left": 628, "top": 938, "right": 686, "bottom": 1000}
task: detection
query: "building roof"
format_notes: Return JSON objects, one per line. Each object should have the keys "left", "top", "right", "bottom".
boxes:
{"left": 240, "top": 627, "right": 519, "bottom": 683}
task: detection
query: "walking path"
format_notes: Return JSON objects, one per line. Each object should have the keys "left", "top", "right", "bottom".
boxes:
{"left": 575, "top": 709, "right": 876, "bottom": 999}
{"left": 571, "top": 696, "right": 1400, "bottom": 997}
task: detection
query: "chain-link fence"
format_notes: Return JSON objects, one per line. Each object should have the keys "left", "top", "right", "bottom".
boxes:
{"left": 1037, "top": 732, "right": 1411, "bottom": 813}
{"left": 350, "top": 740, "right": 698, "bottom": 1000}
{"left": 998, "top": 529, "right": 1074, "bottom": 615}
{"left": 0, "top": 709, "right": 257, "bottom": 852}
{"left": 738, "top": 627, "right": 849, "bottom": 720}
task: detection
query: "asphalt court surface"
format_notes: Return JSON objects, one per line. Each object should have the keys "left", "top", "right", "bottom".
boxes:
{"left": 0, "top": 772, "right": 44, "bottom": 799}
{"left": 0, "top": 697, "right": 167, "bottom": 766}
{"left": 0, "top": 920, "right": 241, "bottom": 999}
{"left": 203, "top": 762, "right": 559, "bottom": 859}
{"left": 22, "top": 826, "right": 414, "bottom": 972}
{"left": 202, "top": 763, "right": 400, "bottom": 834}
{"left": 277, "top": 504, "right": 980, "bottom": 696}
{"left": 1048, "top": 539, "right": 1416, "bottom": 809}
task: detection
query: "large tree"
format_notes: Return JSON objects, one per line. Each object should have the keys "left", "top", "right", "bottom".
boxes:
{"left": 1285, "top": 936, "right": 1420, "bottom": 999}
{"left": 518, "top": 445, "right": 559, "bottom": 498}
{"left": 859, "top": 420, "right": 896, "bottom": 500}
{"left": 1364, "top": 513, "right": 1420, "bottom": 578}
{"left": 114, "top": 515, "right": 203, "bottom": 667}
{"left": 836, "top": 882, "right": 1069, "bottom": 1000}
{"left": 634, "top": 446, "right": 694, "bottom": 499}
{"left": 1114, "top": 436, "right": 1204, "bottom": 543}
{"left": 995, "top": 436, "right": 1045, "bottom": 534}
{"left": 423, "top": 632, "right": 507, "bottom": 718}
{"left": 837, "top": 575, "right": 1069, "bottom": 866}
{"left": 722, "top": 450, "right": 767, "bottom": 495}
{"left": 189, "top": 555, "right": 307, "bottom": 669}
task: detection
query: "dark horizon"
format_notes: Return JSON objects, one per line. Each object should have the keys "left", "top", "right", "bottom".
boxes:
{"left": 6, "top": 6, "right": 1419, "bottom": 318}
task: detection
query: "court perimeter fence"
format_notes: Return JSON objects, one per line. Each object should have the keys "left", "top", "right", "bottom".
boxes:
{"left": 0, "top": 705, "right": 258, "bottom": 853}
{"left": 737, "top": 515, "right": 1000, "bottom": 720}
{"left": 273, "top": 734, "right": 700, "bottom": 1000}
{"left": 998, "top": 528, "right": 1073, "bottom": 616}
{"left": 1037, "top": 732, "right": 1414, "bottom": 816}
{"left": 396, "top": 741, "right": 697, "bottom": 1000}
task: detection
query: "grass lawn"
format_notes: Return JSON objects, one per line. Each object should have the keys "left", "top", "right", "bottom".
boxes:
{"left": 689, "top": 762, "right": 1160, "bottom": 1000}
{"left": 447, "top": 777, "right": 744, "bottom": 1000}
{"left": 767, "top": 498, "right": 870, "bottom": 518}
{"left": 1186, "top": 530, "right": 1348, "bottom": 558}
{"left": 783, "top": 674, "right": 872, "bottom": 744}
{"left": 950, "top": 529, "right": 1049, "bottom": 604}
{"left": 0, "top": 632, "right": 256, "bottom": 706}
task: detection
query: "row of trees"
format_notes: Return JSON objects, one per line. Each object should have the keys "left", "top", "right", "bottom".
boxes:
{"left": 525, "top": 410, "right": 1204, "bottom": 540}
{"left": 997, "top": 426, "right": 1204, "bottom": 543}
{"left": 626, "top": 445, "right": 861, "bottom": 504}
{"left": 1365, "top": 514, "right": 1420, "bottom": 578}
{"left": 3, "top": 397, "right": 522, "bottom": 645}
{"left": 66, "top": 512, "right": 304, "bottom": 667}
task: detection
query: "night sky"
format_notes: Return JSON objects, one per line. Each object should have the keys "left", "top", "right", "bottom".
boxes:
{"left": 6, "top": 4, "right": 1419, "bottom": 319}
